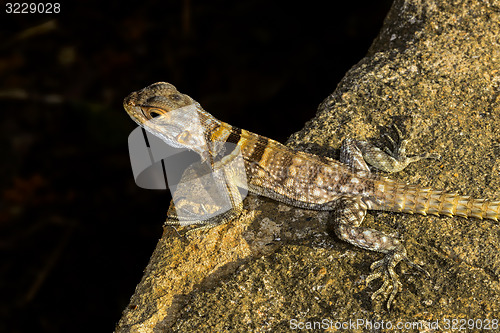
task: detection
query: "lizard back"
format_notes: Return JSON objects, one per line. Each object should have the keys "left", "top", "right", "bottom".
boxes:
{"left": 210, "top": 120, "right": 500, "bottom": 220}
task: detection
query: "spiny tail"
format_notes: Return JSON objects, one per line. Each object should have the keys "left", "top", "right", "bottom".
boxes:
{"left": 374, "top": 181, "right": 499, "bottom": 221}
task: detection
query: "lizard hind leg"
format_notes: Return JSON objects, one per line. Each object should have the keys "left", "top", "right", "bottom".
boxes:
{"left": 339, "top": 138, "right": 371, "bottom": 172}
{"left": 331, "top": 196, "right": 427, "bottom": 310}
{"left": 347, "top": 124, "right": 440, "bottom": 174}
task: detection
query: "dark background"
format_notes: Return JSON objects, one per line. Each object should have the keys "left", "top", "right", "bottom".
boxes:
{"left": 0, "top": 1, "right": 392, "bottom": 331}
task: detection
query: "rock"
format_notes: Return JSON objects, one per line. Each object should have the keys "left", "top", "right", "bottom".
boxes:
{"left": 116, "top": 0, "right": 500, "bottom": 331}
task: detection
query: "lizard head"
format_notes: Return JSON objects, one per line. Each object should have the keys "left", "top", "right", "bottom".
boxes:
{"left": 124, "top": 82, "right": 215, "bottom": 158}
{"left": 124, "top": 81, "right": 195, "bottom": 123}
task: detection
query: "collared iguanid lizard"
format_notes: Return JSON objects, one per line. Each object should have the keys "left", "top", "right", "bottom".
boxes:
{"left": 124, "top": 82, "right": 499, "bottom": 310}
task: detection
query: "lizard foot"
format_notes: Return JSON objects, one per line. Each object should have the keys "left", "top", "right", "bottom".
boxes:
{"left": 383, "top": 124, "right": 440, "bottom": 167}
{"left": 365, "top": 246, "right": 429, "bottom": 310}
{"left": 355, "top": 123, "right": 440, "bottom": 173}
{"left": 165, "top": 202, "right": 244, "bottom": 238}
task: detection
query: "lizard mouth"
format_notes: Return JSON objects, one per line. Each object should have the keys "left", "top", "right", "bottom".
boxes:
{"left": 124, "top": 99, "right": 150, "bottom": 125}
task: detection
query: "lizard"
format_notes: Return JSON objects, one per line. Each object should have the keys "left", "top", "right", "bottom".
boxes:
{"left": 123, "top": 81, "right": 499, "bottom": 310}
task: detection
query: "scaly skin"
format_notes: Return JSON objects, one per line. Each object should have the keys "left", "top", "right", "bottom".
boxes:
{"left": 124, "top": 82, "right": 500, "bottom": 310}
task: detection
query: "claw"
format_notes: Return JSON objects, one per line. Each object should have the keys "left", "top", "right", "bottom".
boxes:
{"left": 404, "top": 257, "right": 431, "bottom": 279}
{"left": 366, "top": 256, "right": 403, "bottom": 311}
{"left": 418, "top": 152, "right": 441, "bottom": 161}
{"left": 382, "top": 146, "right": 395, "bottom": 158}
{"left": 387, "top": 124, "right": 408, "bottom": 160}
{"left": 392, "top": 124, "right": 404, "bottom": 141}
{"left": 366, "top": 250, "right": 428, "bottom": 311}
{"left": 381, "top": 125, "right": 409, "bottom": 162}
{"left": 383, "top": 133, "right": 397, "bottom": 151}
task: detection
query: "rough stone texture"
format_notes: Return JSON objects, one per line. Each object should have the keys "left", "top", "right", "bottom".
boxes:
{"left": 116, "top": 0, "right": 500, "bottom": 331}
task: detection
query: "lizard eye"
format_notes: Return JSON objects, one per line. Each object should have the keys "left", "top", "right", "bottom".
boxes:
{"left": 149, "top": 110, "right": 161, "bottom": 118}
{"left": 142, "top": 108, "right": 164, "bottom": 119}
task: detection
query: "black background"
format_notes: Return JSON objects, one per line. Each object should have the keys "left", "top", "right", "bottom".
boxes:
{"left": 1, "top": 1, "right": 392, "bottom": 331}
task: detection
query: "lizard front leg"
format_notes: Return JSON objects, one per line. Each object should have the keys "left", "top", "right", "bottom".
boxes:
{"left": 164, "top": 159, "right": 246, "bottom": 234}
{"left": 330, "top": 196, "right": 427, "bottom": 310}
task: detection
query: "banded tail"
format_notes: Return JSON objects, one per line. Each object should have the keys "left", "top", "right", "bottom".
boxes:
{"left": 375, "top": 181, "right": 499, "bottom": 221}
